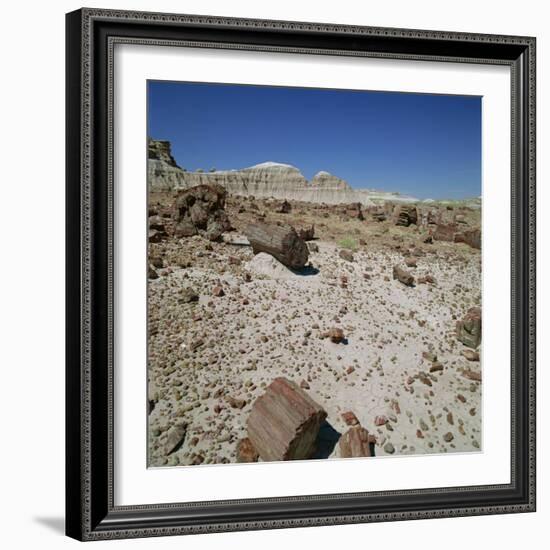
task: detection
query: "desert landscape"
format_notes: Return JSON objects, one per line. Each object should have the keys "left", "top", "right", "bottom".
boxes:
{"left": 146, "top": 139, "right": 482, "bottom": 467}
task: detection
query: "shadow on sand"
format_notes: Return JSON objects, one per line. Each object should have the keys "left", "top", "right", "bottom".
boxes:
{"left": 312, "top": 421, "right": 342, "bottom": 459}
{"left": 291, "top": 265, "right": 320, "bottom": 277}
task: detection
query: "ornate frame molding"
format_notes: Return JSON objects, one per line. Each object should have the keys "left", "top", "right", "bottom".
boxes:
{"left": 66, "top": 8, "right": 536, "bottom": 541}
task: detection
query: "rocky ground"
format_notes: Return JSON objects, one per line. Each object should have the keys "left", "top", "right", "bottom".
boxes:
{"left": 147, "top": 191, "right": 482, "bottom": 467}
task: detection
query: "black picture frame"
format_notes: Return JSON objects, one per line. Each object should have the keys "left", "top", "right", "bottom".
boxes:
{"left": 66, "top": 8, "right": 536, "bottom": 541}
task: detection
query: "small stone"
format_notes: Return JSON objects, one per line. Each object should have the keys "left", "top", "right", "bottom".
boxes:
{"left": 443, "top": 432, "right": 454, "bottom": 443}
{"left": 212, "top": 285, "right": 225, "bottom": 297}
{"left": 163, "top": 423, "right": 187, "bottom": 455}
{"left": 341, "top": 411, "right": 360, "bottom": 426}
{"left": 179, "top": 287, "right": 199, "bottom": 304}
{"left": 227, "top": 396, "right": 246, "bottom": 409}
{"left": 236, "top": 438, "right": 259, "bottom": 463}
{"left": 383, "top": 442, "right": 395, "bottom": 454}
{"left": 374, "top": 415, "right": 388, "bottom": 426}
{"left": 339, "top": 249, "right": 355, "bottom": 262}
{"left": 328, "top": 327, "right": 345, "bottom": 344}
{"left": 461, "top": 349, "right": 480, "bottom": 361}
{"left": 430, "top": 362, "right": 444, "bottom": 373}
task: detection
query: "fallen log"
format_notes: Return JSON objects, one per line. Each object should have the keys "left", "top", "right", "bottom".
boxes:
{"left": 244, "top": 223, "right": 309, "bottom": 269}
{"left": 247, "top": 377, "right": 327, "bottom": 462}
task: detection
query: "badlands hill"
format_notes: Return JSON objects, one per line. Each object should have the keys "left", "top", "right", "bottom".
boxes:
{"left": 148, "top": 139, "right": 423, "bottom": 206}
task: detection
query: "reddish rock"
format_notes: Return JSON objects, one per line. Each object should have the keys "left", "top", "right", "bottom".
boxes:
{"left": 339, "top": 426, "right": 372, "bottom": 458}
{"left": 328, "top": 327, "right": 345, "bottom": 343}
{"left": 227, "top": 396, "right": 247, "bottom": 409}
{"left": 247, "top": 377, "right": 327, "bottom": 462}
{"left": 433, "top": 223, "right": 458, "bottom": 242}
{"left": 236, "top": 438, "right": 259, "bottom": 463}
{"left": 374, "top": 415, "right": 388, "bottom": 426}
{"left": 212, "top": 285, "right": 225, "bottom": 297}
{"left": 341, "top": 411, "right": 360, "bottom": 426}
{"left": 393, "top": 205, "right": 418, "bottom": 227}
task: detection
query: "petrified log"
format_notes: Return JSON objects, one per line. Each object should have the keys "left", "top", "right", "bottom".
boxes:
{"left": 456, "top": 306, "right": 482, "bottom": 349}
{"left": 393, "top": 265, "right": 415, "bottom": 286}
{"left": 339, "top": 426, "right": 372, "bottom": 458}
{"left": 460, "top": 228, "right": 481, "bottom": 250}
{"left": 244, "top": 223, "right": 309, "bottom": 269}
{"left": 297, "top": 225, "right": 315, "bottom": 241}
{"left": 393, "top": 205, "right": 418, "bottom": 227}
{"left": 433, "top": 223, "right": 458, "bottom": 242}
{"left": 247, "top": 377, "right": 327, "bottom": 462}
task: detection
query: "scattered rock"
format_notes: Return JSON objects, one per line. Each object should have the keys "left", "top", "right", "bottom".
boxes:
{"left": 383, "top": 442, "right": 395, "bottom": 454}
{"left": 341, "top": 411, "right": 360, "bottom": 426}
{"left": 328, "top": 327, "right": 345, "bottom": 344}
{"left": 456, "top": 307, "right": 482, "bottom": 349}
{"left": 339, "top": 249, "right": 355, "bottom": 262}
{"left": 236, "top": 437, "right": 259, "bottom": 463}
{"left": 163, "top": 423, "right": 187, "bottom": 455}
{"left": 393, "top": 265, "right": 415, "bottom": 286}
{"left": 179, "top": 287, "right": 199, "bottom": 303}
{"left": 212, "top": 285, "right": 225, "bottom": 297}
{"left": 374, "top": 415, "right": 388, "bottom": 426}
{"left": 443, "top": 432, "right": 454, "bottom": 443}
{"left": 461, "top": 349, "right": 480, "bottom": 361}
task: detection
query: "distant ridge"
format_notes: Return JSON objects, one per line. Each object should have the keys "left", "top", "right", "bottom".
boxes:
{"left": 147, "top": 138, "right": 427, "bottom": 206}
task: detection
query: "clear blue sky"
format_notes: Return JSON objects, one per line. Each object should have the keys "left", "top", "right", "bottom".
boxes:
{"left": 148, "top": 81, "right": 481, "bottom": 200}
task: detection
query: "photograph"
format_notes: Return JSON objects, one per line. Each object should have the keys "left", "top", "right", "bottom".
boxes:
{"left": 146, "top": 81, "right": 483, "bottom": 468}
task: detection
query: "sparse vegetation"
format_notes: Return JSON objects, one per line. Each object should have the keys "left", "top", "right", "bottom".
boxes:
{"left": 338, "top": 236, "right": 359, "bottom": 251}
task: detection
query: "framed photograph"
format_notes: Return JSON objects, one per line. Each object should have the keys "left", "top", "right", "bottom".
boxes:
{"left": 66, "top": 8, "right": 536, "bottom": 541}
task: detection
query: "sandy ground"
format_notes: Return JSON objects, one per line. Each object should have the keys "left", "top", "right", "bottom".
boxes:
{"left": 147, "top": 204, "right": 482, "bottom": 467}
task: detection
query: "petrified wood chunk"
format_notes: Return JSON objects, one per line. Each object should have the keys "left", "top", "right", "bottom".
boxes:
{"left": 456, "top": 306, "right": 482, "bottom": 349}
{"left": 247, "top": 377, "right": 327, "bottom": 462}
{"left": 393, "top": 265, "right": 415, "bottom": 286}
{"left": 236, "top": 437, "right": 259, "bottom": 463}
{"left": 244, "top": 223, "right": 309, "bottom": 269}
{"left": 458, "top": 228, "right": 481, "bottom": 250}
{"left": 393, "top": 205, "right": 418, "bottom": 227}
{"left": 172, "top": 184, "right": 232, "bottom": 238}
{"left": 339, "top": 426, "right": 372, "bottom": 458}
{"left": 433, "top": 223, "right": 458, "bottom": 242}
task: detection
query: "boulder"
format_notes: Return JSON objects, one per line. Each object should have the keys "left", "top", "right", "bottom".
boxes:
{"left": 247, "top": 377, "right": 327, "bottom": 462}
{"left": 456, "top": 307, "right": 482, "bottom": 349}
{"left": 172, "top": 184, "right": 232, "bottom": 239}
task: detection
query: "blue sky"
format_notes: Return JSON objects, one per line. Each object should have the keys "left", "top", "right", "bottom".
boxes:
{"left": 148, "top": 81, "right": 481, "bottom": 200}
